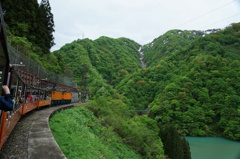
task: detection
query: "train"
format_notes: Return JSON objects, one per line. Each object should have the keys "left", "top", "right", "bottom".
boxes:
{"left": 0, "top": 3, "right": 79, "bottom": 149}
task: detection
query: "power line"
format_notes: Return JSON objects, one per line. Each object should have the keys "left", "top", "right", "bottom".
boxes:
{"left": 175, "top": 0, "right": 237, "bottom": 28}
{"left": 200, "top": 12, "right": 240, "bottom": 29}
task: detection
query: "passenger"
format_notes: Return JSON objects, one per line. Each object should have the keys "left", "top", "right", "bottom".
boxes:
{"left": 46, "top": 95, "right": 51, "bottom": 100}
{"left": 40, "top": 94, "right": 43, "bottom": 100}
{"left": 27, "top": 93, "right": 33, "bottom": 103}
{"left": 0, "top": 85, "right": 13, "bottom": 111}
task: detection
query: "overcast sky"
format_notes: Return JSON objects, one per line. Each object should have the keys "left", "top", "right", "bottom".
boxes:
{"left": 41, "top": 0, "right": 240, "bottom": 51}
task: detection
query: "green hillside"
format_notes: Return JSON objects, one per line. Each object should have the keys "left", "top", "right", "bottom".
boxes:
{"left": 50, "top": 107, "right": 142, "bottom": 159}
{"left": 117, "top": 23, "right": 240, "bottom": 140}
{"left": 142, "top": 29, "right": 205, "bottom": 67}
{"left": 149, "top": 24, "right": 240, "bottom": 140}
{"left": 55, "top": 37, "right": 141, "bottom": 83}
{"left": 54, "top": 37, "right": 167, "bottom": 158}
{"left": 50, "top": 23, "right": 240, "bottom": 158}
{"left": 54, "top": 37, "right": 142, "bottom": 99}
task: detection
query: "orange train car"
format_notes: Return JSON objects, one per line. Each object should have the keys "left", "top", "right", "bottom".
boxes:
{"left": 50, "top": 91, "right": 72, "bottom": 105}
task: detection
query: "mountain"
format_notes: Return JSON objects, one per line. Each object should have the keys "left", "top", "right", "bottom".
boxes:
{"left": 55, "top": 37, "right": 141, "bottom": 81}
{"left": 115, "top": 30, "right": 206, "bottom": 110}
{"left": 142, "top": 29, "right": 205, "bottom": 67}
{"left": 54, "top": 37, "right": 167, "bottom": 158}
{"left": 55, "top": 23, "right": 240, "bottom": 141}
{"left": 117, "top": 23, "right": 240, "bottom": 140}
{"left": 51, "top": 23, "right": 240, "bottom": 158}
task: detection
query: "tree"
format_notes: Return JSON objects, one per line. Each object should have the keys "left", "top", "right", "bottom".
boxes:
{"left": 37, "top": 0, "right": 55, "bottom": 53}
{"left": 181, "top": 137, "right": 191, "bottom": 159}
{"left": 159, "top": 124, "right": 191, "bottom": 159}
{"left": 2, "top": 0, "right": 55, "bottom": 54}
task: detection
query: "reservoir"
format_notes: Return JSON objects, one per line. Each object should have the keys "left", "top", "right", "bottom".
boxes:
{"left": 186, "top": 137, "right": 240, "bottom": 159}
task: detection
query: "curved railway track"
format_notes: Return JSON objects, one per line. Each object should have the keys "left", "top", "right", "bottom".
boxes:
{"left": 0, "top": 103, "right": 80, "bottom": 159}
{"left": 1, "top": 110, "right": 37, "bottom": 159}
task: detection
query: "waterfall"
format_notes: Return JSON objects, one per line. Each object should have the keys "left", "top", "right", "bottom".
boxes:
{"left": 139, "top": 46, "right": 146, "bottom": 68}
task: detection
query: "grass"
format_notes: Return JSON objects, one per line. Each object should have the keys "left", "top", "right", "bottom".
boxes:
{"left": 49, "top": 106, "right": 141, "bottom": 159}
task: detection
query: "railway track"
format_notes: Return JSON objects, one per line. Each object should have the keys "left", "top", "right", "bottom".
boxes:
{"left": 0, "top": 103, "right": 80, "bottom": 159}
{"left": 1, "top": 110, "right": 37, "bottom": 159}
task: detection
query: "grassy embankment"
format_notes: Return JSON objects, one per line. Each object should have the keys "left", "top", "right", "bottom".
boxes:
{"left": 50, "top": 105, "right": 141, "bottom": 159}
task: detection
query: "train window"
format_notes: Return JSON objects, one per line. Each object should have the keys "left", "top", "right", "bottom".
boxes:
{"left": 10, "top": 73, "right": 24, "bottom": 111}
{"left": 31, "top": 88, "right": 39, "bottom": 102}
{"left": 25, "top": 87, "right": 38, "bottom": 103}
{"left": 46, "top": 91, "right": 51, "bottom": 100}
{"left": 26, "top": 88, "right": 32, "bottom": 104}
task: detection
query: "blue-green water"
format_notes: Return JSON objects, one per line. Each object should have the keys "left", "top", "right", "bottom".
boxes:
{"left": 186, "top": 137, "right": 240, "bottom": 159}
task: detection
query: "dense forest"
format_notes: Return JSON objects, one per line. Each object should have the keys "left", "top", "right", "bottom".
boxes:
{"left": 52, "top": 23, "right": 240, "bottom": 158}
{"left": 115, "top": 25, "right": 240, "bottom": 141}
{"left": 2, "top": 0, "right": 240, "bottom": 158}
{"left": 55, "top": 24, "right": 240, "bottom": 141}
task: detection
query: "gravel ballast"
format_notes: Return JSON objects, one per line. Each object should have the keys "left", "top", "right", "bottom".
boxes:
{"left": 0, "top": 111, "right": 38, "bottom": 159}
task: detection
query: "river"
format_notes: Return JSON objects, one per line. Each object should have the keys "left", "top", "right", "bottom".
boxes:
{"left": 186, "top": 137, "right": 240, "bottom": 159}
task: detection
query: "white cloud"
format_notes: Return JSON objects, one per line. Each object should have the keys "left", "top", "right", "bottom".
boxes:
{"left": 49, "top": 0, "right": 240, "bottom": 51}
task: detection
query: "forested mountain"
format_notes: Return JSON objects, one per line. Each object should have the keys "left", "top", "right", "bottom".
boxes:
{"left": 74, "top": 37, "right": 141, "bottom": 85}
{"left": 54, "top": 37, "right": 142, "bottom": 98}
{"left": 115, "top": 29, "right": 206, "bottom": 110}
{"left": 52, "top": 23, "right": 240, "bottom": 158}
{"left": 142, "top": 29, "right": 205, "bottom": 67}
{"left": 55, "top": 23, "right": 240, "bottom": 142}
{"left": 54, "top": 37, "right": 168, "bottom": 158}
{"left": 116, "top": 23, "right": 240, "bottom": 141}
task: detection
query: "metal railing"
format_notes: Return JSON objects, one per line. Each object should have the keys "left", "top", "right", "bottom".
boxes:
{"left": 8, "top": 45, "right": 77, "bottom": 88}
